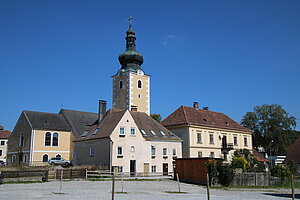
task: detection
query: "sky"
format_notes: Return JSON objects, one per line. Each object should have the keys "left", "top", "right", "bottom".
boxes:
{"left": 1, "top": 0, "right": 300, "bottom": 131}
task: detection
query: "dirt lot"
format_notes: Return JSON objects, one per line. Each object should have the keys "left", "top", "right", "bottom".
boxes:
{"left": 0, "top": 180, "right": 299, "bottom": 200}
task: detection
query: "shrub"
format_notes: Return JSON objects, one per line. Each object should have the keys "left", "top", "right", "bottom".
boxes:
{"left": 218, "top": 164, "right": 234, "bottom": 187}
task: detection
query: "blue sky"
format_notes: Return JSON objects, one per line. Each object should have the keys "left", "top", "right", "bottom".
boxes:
{"left": 1, "top": 0, "right": 300, "bottom": 131}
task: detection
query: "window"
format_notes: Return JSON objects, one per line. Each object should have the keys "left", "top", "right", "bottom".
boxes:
{"left": 151, "top": 145, "right": 156, "bottom": 157}
{"left": 198, "top": 151, "right": 202, "bottom": 158}
{"left": 42, "top": 154, "right": 48, "bottom": 162}
{"left": 163, "top": 148, "right": 168, "bottom": 157}
{"left": 130, "top": 128, "right": 136, "bottom": 136}
{"left": 138, "top": 94, "right": 141, "bottom": 98}
{"left": 12, "top": 155, "right": 16, "bottom": 163}
{"left": 150, "top": 130, "right": 156, "bottom": 136}
{"left": 119, "top": 80, "right": 123, "bottom": 89}
{"left": 234, "top": 136, "right": 238, "bottom": 146}
{"left": 244, "top": 137, "right": 248, "bottom": 146}
{"left": 151, "top": 165, "right": 157, "bottom": 173}
{"left": 81, "top": 130, "right": 90, "bottom": 137}
{"left": 119, "top": 127, "right": 125, "bottom": 136}
{"left": 117, "top": 146, "right": 123, "bottom": 157}
{"left": 23, "top": 154, "right": 28, "bottom": 163}
{"left": 160, "top": 131, "right": 166, "bottom": 136}
{"left": 210, "top": 152, "right": 215, "bottom": 158}
{"left": 138, "top": 80, "right": 142, "bottom": 88}
{"left": 141, "top": 129, "right": 147, "bottom": 135}
{"left": 52, "top": 132, "right": 59, "bottom": 146}
{"left": 0, "top": 141, "right": 5, "bottom": 145}
{"left": 197, "top": 132, "right": 202, "bottom": 143}
{"left": 89, "top": 147, "right": 94, "bottom": 157}
{"left": 118, "top": 166, "right": 123, "bottom": 173}
{"left": 19, "top": 133, "right": 24, "bottom": 147}
{"left": 92, "top": 128, "right": 99, "bottom": 136}
{"left": 209, "top": 134, "right": 214, "bottom": 144}
{"left": 130, "top": 146, "right": 135, "bottom": 152}
{"left": 172, "top": 148, "right": 177, "bottom": 156}
{"left": 0, "top": 150, "right": 2, "bottom": 156}
{"left": 56, "top": 154, "right": 61, "bottom": 158}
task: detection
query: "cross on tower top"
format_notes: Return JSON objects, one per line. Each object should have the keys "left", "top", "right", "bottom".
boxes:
{"left": 129, "top": 16, "right": 133, "bottom": 28}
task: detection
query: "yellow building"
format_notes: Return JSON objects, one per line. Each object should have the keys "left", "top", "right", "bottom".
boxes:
{"left": 162, "top": 103, "right": 252, "bottom": 161}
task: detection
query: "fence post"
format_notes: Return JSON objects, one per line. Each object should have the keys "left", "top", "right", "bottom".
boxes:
{"left": 112, "top": 173, "right": 115, "bottom": 200}
{"left": 121, "top": 172, "right": 124, "bottom": 193}
{"left": 59, "top": 170, "right": 64, "bottom": 194}
{"left": 55, "top": 169, "right": 57, "bottom": 180}
{"left": 85, "top": 168, "right": 88, "bottom": 180}
{"left": 176, "top": 173, "right": 181, "bottom": 193}
{"left": 292, "top": 174, "right": 295, "bottom": 200}
{"left": 206, "top": 173, "right": 210, "bottom": 200}
{"left": 43, "top": 170, "right": 49, "bottom": 182}
{"left": 70, "top": 169, "right": 72, "bottom": 180}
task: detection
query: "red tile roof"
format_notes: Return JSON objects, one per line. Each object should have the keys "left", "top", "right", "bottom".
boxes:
{"left": 252, "top": 149, "right": 269, "bottom": 162}
{"left": 0, "top": 130, "right": 11, "bottom": 139}
{"left": 162, "top": 105, "right": 251, "bottom": 133}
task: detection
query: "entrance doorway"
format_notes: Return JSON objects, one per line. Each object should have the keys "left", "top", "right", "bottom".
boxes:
{"left": 163, "top": 163, "right": 168, "bottom": 175}
{"left": 144, "top": 163, "right": 149, "bottom": 176}
{"left": 130, "top": 160, "right": 136, "bottom": 176}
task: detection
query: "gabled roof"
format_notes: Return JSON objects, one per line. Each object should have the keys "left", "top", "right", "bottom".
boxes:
{"left": 0, "top": 130, "right": 11, "bottom": 139}
{"left": 23, "top": 110, "right": 71, "bottom": 131}
{"left": 252, "top": 149, "right": 269, "bottom": 162}
{"left": 162, "top": 105, "right": 251, "bottom": 133}
{"left": 284, "top": 136, "right": 300, "bottom": 164}
{"left": 59, "top": 109, "right": 98, "bottom": 139}
{"left": 76, "top": 109, "right": 182, "bottom": 142}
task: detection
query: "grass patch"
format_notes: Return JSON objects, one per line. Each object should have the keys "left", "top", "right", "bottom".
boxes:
{"left": 164, "top": 191, "right": 187, "bottom": 194}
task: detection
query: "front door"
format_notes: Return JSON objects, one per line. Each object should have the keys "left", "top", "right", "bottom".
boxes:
{"left": 130, "top": 160, "right": 136, "bottom": 176}
{"left": 222, "top": 136, "right": 227, "bottom": 147}
{"left": 163, "top": 163, "right": 168, "bottom": 175}
{"left": 144, "top": 163, "right": 149, "bottom": 176}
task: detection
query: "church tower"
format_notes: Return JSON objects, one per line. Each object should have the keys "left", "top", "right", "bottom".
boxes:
{"left": 112, "top": 17, "right": 150, "bottom": 115}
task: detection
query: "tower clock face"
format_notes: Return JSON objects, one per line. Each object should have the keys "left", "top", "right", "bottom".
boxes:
{"left": 137, "top": 69, "right": 144, "bottom": 76}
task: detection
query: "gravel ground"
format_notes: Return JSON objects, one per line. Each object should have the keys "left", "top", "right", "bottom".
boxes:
{"left": 0, "top": 180, "right": 299, "bottom": 200}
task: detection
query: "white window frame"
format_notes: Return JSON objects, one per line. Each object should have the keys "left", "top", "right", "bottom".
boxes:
{"left": 244, "top": 137, "right": 248, "bottom": 147}
{"left": 151, "top": 145, "right": 156, "bottom": 157}
{"left": 209, "top": 134, "right": 214, "bottom": 144}
{"left": 0, "top": 140, "right": 5, "bottom": 146}
{"left": 163, "top": 148, "right": 168, "bottom": 157}
{"left": 234, "top": 135, "right": 238, "bottom": 146}
{"left": 197, "top": 132, "right": 202, "bottom": 143}
{"left": 130, "top": 128, "right": 136, "bottom": 136}
{"left": 89, "top": 147, "right": 94, "bottom": 157}
{"left": 130, "top": 146, "right": 135, "bottom": 152}
{"left": 119, "top": 127, "right": 125, "bottom": 136}
{"left": 151, "top": 165, "right": 157, "bottom": 173}
{"left": 172, "top": 148, "right": 177, "bottom": 156}
{"left": 117, "top": 146, "right": 123, "bottom": 157}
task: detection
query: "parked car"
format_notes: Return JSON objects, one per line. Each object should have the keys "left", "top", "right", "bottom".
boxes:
{"left": 48, "top": 157, "right": 71, "bottom": 166}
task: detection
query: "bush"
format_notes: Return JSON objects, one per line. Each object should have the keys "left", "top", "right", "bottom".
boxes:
{"left": 218, "top": 164, "right": 234, "bottom": 187}
{"left": 232, "top": 157, "right": 250, "bottom": 172}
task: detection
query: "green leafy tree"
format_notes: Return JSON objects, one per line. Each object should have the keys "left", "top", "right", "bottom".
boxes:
{"left": 241, "top": 104, "right": 298, "bottom": 155}
{"left": 150, "top": 114, "right": 162, "bottom": 122}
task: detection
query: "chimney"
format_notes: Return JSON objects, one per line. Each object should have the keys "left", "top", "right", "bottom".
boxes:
{"left": 193, "top": 102, "right": 199, "bottom": 109}
{"left": 203, "top": 107, "right": 209, "bottom": 110}
{"left": 98, "top": 100, "right": 107, "bottom": 124}
{"left": 131, "top": 105, "right": 138, "bottom": 112}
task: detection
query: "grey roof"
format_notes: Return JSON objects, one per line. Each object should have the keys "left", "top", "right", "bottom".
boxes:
{"left": 76, "top": 109, "right": 182, "bottom": 142}
{"left": 59, "top": 109, "right": 98, "bottom": 139}
{"left": 23, "top": 111, "right": 71, "bottom": 131}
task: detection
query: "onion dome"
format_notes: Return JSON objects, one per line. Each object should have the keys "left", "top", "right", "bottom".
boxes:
{"left": 118, "top": 17, "right": 144, "bottom": 72}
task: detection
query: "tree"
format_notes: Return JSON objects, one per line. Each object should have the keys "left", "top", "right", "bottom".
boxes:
{"left": 241, "top": 104, "right": 299, "bottom": 155}
{"left": 150, "top": 114, "right": 162, "bottom": 122}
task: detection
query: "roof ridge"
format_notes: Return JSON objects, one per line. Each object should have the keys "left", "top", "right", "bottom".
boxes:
{"left": 23, "top": 110, "right": 59, "bottom": 115}
{"left": 60, "top": 109, "right": 97, "bottom": 114}
{"left": 182, "top": 105, "right": 224, "bottom": 115}
{"left": 181, "top": 105, "right": 190, "bottom": 124}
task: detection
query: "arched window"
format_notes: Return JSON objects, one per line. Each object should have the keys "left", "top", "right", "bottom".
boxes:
{"left": 19, "top": 133, "right": 24, "bottom": 147}
{"left": 45, "top": 132, "right": 51, "bottom": 146}
{"left": 130, "top": 146, "right": 135, "bottom": 152}
{"left": 42, "top": 154, "right": 48, "bottom": 162}
{"left": 24, "top": 154, "right": 28, "bottom": 163}
{"left": 119, "top": 80, "right": 123, "bottom": 89}
{"left": 52, "top": 132, "right": 59, "bottom": 146}
{"left": 56, "top": 154, "right": 61, "bottom": 158}
{"left": 138, "top": 80, "right": 142, "bottom": 88}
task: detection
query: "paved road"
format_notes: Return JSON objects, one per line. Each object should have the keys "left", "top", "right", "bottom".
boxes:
{"left": 0, "top": 180, "right": 299, "bottom": 200}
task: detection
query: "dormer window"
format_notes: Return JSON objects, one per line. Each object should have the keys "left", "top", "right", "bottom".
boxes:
{"left": 160, "top": 131, "right": 166, "bottom": 136}
{"left": 81, "top": 130, "right": 90, "bottom": 137}
{"left": 140, "top": 129, "right": 147, "bottom": 135}
{"left": 225, "top": 122, "right": 230, "bottom": 126}
{"left": 92, "top": 128, "right": 99, "bottom": 136}
{"left": 150, "top": 130, "right": 156, "bottom": 136}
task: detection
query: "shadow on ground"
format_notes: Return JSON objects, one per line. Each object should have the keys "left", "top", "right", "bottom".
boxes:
{"left": 263, "top": 193, "right": 300, "bottom": 199}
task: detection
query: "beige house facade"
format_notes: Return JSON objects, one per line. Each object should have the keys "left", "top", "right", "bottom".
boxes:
{"left": 162, "top": 104, "right": 252, "bottom": 161}
{"left": 75, "top": 109, "right": 182, "bottom": 174}
{"left": 0, "top": 127, "right": 11, "bottom": 164}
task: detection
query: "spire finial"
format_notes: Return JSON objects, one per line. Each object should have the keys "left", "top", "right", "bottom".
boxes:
{"left": 129, "top": 16, "right": 133, "bottom": 28}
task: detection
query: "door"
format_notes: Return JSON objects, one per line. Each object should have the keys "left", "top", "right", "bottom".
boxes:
{"left": 130, "top": 160, "right": 136, "bottom": 176}
{"left": 163, "top": 163, "right": 168, "bottom": 175}
{"left": 222, "top": 136, "right": 227, "bottom": 148}
{"left": 144, "top": 163, "right": 149, "bottom": 176}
